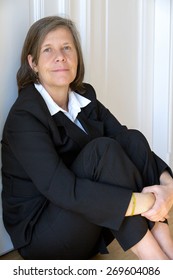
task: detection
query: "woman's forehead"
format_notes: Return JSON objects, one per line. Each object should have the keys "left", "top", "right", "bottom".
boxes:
{"left": 41, "top": 27, "right": 74, "bottom": 44}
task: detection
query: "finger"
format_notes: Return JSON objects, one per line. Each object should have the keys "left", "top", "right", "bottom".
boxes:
{"left": 141, "top": 208, "right": 162, "bottom": 221}
{"left": 164, "top": 214, "right": 169, "bottom": 219}
{"left": 142, "top": 187, "right": 151, "bottom": 193}
{"left": 142, "top": 214, "right": 164, "bottom": 222}
{"left": 158, "top": 217, "right": 166, "bottom": 222}
{"left": 141, "top": 207, "right": 157, "bottom": 216}
{"left": 142, "top": 187, "right": 156, "bottom": 194}
{"left": 141, "top": 210, "right": 168, "bottom": 222}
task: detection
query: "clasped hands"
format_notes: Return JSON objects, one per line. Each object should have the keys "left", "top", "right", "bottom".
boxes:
{"left": 141, "top": 171, "right": 173, "bottom": 222}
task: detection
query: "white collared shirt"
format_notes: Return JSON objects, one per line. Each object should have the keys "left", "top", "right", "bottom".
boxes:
{"left": 34, "top": 84, "right": 91, "bottom": 132}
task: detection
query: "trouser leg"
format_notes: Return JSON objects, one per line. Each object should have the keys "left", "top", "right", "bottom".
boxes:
{"left": 115, "top": 129, "right": 160, "bottom": 186}
{"left": 19, "top": 204, "right": 102, "bottom": 259}
{"left": 71, "top": 135, "right": 158, "bottom": 250}
{"left": 72, "top": 136, "right": 143, "bottom": 190}
{"left": 20, "top": 133, "right": 160, "bottom": 258}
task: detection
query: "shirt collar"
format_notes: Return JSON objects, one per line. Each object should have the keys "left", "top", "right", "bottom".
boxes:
{"left": 34, "top": 83, "right": 91, "bottom": 120}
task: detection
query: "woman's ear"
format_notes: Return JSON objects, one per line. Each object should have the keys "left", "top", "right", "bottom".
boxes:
{"left": 28, "top": 55, "right": 38, "bottom": 72}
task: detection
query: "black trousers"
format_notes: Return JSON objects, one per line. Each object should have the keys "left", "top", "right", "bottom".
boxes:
{"left": 19, "top": 130, "right": 159, "bottom": 259}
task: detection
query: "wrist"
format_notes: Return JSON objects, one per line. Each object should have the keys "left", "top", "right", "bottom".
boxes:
{"left": 125, "top": 192, "right": 155, "bottom": 216}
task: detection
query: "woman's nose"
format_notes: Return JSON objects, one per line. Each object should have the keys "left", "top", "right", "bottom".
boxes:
{"left": 55, "top": 50, "right": 66, "bottom": 62}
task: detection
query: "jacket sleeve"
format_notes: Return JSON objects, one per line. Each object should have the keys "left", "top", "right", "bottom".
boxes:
{"left": 4, "top": 108, "right": 131, "bottom": 232}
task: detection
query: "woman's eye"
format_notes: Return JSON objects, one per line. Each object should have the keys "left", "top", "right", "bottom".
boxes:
{"left": 43, "top": 48, "right": 51, "bottom": 52}
{"left": 63, "top": 45, "right": 71, "bottom": 51}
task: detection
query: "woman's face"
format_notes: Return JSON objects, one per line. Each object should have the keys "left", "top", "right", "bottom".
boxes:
{"left": 28, "top": 27, "right": 78, "bottom": 93}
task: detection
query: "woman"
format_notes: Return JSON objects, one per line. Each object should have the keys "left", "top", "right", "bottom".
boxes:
{"left": 1, "top": 16, "right": 173, "bottom": 260}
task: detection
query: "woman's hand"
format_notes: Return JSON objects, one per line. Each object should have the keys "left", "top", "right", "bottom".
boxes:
{"left": 141, "top": 171, "right": 173, "bottom": 222}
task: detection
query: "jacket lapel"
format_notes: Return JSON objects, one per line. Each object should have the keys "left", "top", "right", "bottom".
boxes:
{"left": 52, "top": 111, "right": 91, "bottom": 148}
{"left": 52, "top": 106, "right": 104, "bottom": 148}
{"left": 77, "top": 109, "right": 104, "bottom": 138}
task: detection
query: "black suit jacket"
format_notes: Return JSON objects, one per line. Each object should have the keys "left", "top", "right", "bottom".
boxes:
{"left": 1, "top": 83, "right": 170, "bottom": 249}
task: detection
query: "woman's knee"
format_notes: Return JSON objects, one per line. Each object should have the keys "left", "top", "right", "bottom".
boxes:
{"left": 128, "top": 129, "right": 150, "bottom": 148}
{"left": 71, "top": 137, "right": 123, "bottom": 179}
{"left": 91, "top": 137, "right": 122, "bottom": 157}
{"left": 117, "top": 129, "right": 150, "bottom": 150}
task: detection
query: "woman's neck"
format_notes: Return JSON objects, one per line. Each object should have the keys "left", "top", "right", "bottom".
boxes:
{"left": 43, "top": 84, "right": 69, "bottom": 111}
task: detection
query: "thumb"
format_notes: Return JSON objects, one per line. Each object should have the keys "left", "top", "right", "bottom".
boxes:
{"left": 142, "top": 186, "right": 154, "bottom": 193}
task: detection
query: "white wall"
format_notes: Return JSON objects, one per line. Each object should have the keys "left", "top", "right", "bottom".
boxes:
{"left": 152, "top": 0, "right": 173, "bottom": 166}
{"left": 0, "top": 0, "right": 173, "bottom": 255}
{"left": 0, "top": 0, "right": 31, "bottom": 254}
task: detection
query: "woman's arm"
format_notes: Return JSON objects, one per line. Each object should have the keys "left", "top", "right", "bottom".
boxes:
{"left": 125, "top": 192, "right": 155, "bottom": 217}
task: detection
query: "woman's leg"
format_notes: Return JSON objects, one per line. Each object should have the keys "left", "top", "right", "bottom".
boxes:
{"left": 116, "top": 130, "right": 173, "bottom": 258}
{"left": 20, "top": 136, "right": 171, "bottom": 259}
{"left": 20, "top": 136, "right": 142, "bottom": 260}
{"left": 71, "top": 138, "right": 151, "bottom": 252}
{"left": 130, "top": 229, "right": 169, "bottom": 259}
{"left": 151, "top": 222, "right": 173, "bottom": 259}
{"left": 19, "top": 203, "right": 102, "bottom": 259}
{"left": 72, "top": 136, "right": 171, "bottom": 259}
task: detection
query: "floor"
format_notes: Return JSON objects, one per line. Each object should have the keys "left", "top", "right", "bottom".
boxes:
{"left": 1, "top": 209, "right": 173, "bottom": 260}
